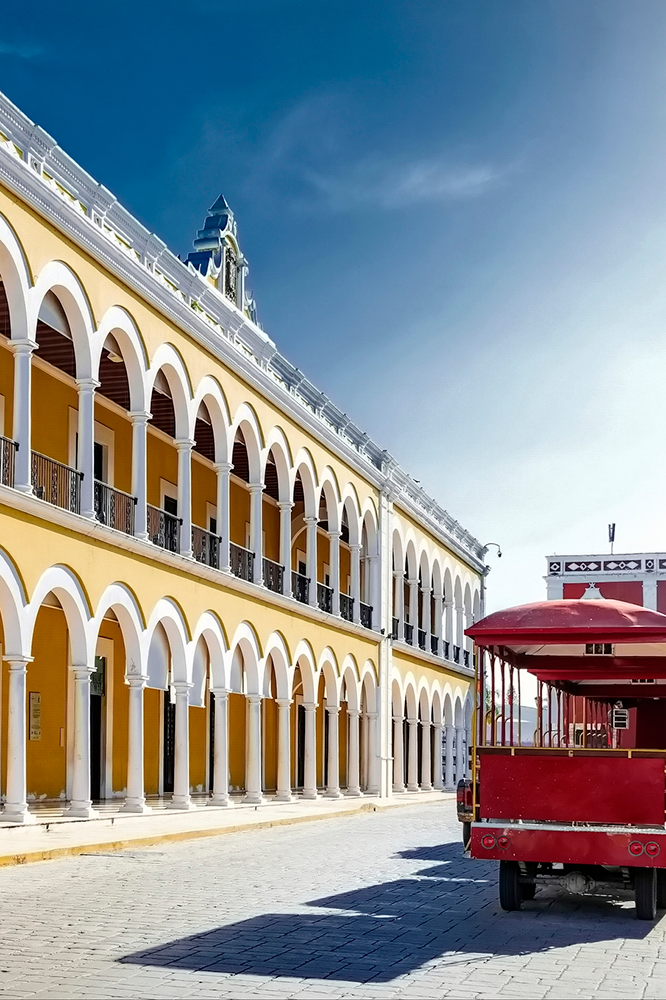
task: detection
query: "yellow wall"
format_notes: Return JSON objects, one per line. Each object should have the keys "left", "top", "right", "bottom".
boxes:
{"left": 263, "top": 697, "right": 278, "bottom": 790}
{"left": 99, "top": 619, "right": 128, "bottom": 794}
{"left": 230, "top": 480, "right": 250, "bottom": 547}
{"left": 317, "top": 531, "right": 330, "bottom": 585}
{"left": 339, "top": 702, "right": 348, "bottom": 787}
{"left": 340, "top": 544, "right": 351, "bottom": 594}
{"left": 144, "top": 687, "right": 161, "bottom": 795}
{"left": 32, "top": 367, "right": 77, "bottom": 464}
{"left": 189, "top": 705, "right": 206, "bottom": 791}
{"left": 191, "top": 459, "right": 216, "bottom": 531}
{"left": 262, "top": 499, "right": 280, "bottom": 561}
{"left": 26, "top": 606, "right": 67, "bottom": 800}
{"left": 147, "top": 433, "right": 177, "bottom": 509}
{"left": 228, "top": 692, "right": 246, "bottom": 790}
{"left": 0, "top": 340, "right": 13, "bottom": 436}
{"left": 95, "top": 402, "right": 132, "bottom": 495}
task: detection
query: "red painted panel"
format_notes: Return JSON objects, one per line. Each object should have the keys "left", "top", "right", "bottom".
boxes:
{"left": 563, "top": 582, "right": 644, "bottom": 605}
{"left": 479, "top": 753, "right": 665, "bottom": 825}
{"left": 658, "top": 581, "right": 666, "bottom": 615}
{"left": 471, "top": 825, "right": 666, "bottom": 868}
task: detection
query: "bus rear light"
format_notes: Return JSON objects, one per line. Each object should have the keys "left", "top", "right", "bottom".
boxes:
{"left": 646, "top": 842, "right": 660, "bottom": 857}
{"left": 481, "top": 834, "right": 496, "bottom": 849}
{"left": 629, "top": 841, "right": 644, "bottom": 856}
{"left": 497, "top": 836, "right": 510, "bottom": 850}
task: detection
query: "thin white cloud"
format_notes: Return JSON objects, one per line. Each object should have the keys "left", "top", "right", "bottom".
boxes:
{"left": 0, "top": 40, "right": 43, "bottom": 59}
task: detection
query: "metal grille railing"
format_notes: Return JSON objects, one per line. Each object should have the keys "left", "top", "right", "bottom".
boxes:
{"left": 32, "top": 451, "right": 82, "bottom": 513}
{"left": 453, "top": 645, "right": 461, "bottom": 664}
{"left": 430, "top": 634, "right": 439, "bottom": 656}
{"left": 147, "top": 504, "right": 181, "bottom": 552}
{"left": 263, "top": 557, "right": 284, "bottom": 593}
{"left": 404, "top": 622, "right": 414, "bottom": 645}
{"left": 463, "top": 649, "right": 470, "bottom": 668}
{"left": 292, "top": 571, "right": 309, "bottom": 604}
{"left": 230, "top": 542, "right": 254, "bottom": 582}
{"left": 317, "top": 582, "right": 333, "bottom": 613}
{"left": 360, "top": 602, "right": 372, "bottom": 630}
{"left": 340, "top": 593, "right": 354, "bottom": 622}
{"left": 192, "top": 525, "right": 220, "bottom": 568}
{"left": 442, "top": 640, "right": 450, "bottom": 660}
{"left": 418, "top": 628, "right": 426, "bottom": 650}
{"left": 391, "top": 617, "right": 399, "bottom": 640}
{"left": 94, "top": 480, "right": 136, "bottom": 535}
{"left": 0, "top": 435, "right": 17, "bottom": 488}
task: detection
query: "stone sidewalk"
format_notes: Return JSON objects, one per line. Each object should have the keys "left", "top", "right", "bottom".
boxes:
{"left": 1, "top": 798, "right": 664, "bottom": 999}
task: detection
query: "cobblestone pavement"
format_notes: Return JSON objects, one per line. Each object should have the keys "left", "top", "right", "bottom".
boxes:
{"left": 2, "top": 800, "right": 666, "bottom": 999}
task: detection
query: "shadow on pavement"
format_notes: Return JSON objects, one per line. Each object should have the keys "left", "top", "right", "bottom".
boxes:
{"left": 120, "top": 840, "right": 656, "bottom": 983}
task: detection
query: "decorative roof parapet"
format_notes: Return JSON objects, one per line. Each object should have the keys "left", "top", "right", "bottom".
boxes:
{"left": 0, "top": 90, "right": 485, "bottom": 571}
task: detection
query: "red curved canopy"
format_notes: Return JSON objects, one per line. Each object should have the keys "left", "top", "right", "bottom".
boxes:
{"left": 466, "top": 599, "right": 666, "bottom": 646}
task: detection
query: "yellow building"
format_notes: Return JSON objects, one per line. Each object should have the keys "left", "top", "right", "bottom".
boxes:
{"left": 0, "top": 91, "right": 483, "bottom": 823}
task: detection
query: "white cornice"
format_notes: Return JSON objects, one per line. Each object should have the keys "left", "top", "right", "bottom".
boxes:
{"left": 0, "top": 91, "right": 484, "bottom": 573}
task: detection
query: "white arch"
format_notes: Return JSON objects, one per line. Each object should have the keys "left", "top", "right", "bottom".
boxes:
{"left": 0, "top": 213, "right": 31, "bottom": 343}
{"left": 192, "top": 375, "right": 231, "bottom": 465}
{"left": 0, "top": 548, "right": 28, "bottom": 656}
{"left": 318, "top": 468, "right": 341, "bottom": 533}
{"left": 262, "top": 427, "right": 293, "bottom": 503}
{"left": 340, "top": 485, "right": 361, "bottom": 546}
{"left": 90, "top": 583, "right": 144, "bottom": 678}
{"left": 431, "top": 685, "right": 443, "bottom": 726}
{"left": 317, "top": 648, "right": 340, "bottom": 708}
{"left": 340, "top": 654, "right": 360, "bottom": 712}
{"left": 227, "top": 621, "right": 262, "bottom": 696}
{"left": 231, "top": 403, "right": 264, "bottom": 485}
{"left": 191, "top": 610, "right": 228, "bottom": 691}
{"left": 263, "top": 632, "right": 291, "bottom": 700}
{"left": 403, "top": 672, "right": 418, "bottom": 721}
{"left": 30, "top": 261, "right": 95, "bottom": 380}
{"left": 293, "top": 639, "right": 317, "bottom": 703}
{"left": 142, "top": 598, "right": 189, "bottom": 685}
{"left": 404, "top": 536, "right": 418, "bottom": 579}
{"left": 146, "top": 343, "right": 193, "bottom": 441}
{"left": 291, "top": 449, "right": 318, "bottom": 519}
{"left": 26, "top": 565, "right": 91, "bottom": 666}
{"left": 93, "top": 305, "right": 148, "bottom": 413}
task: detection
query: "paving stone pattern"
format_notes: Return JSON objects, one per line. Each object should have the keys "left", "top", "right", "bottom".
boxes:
{"left": 2, "top": 801, "right": 666, "bottom": 999}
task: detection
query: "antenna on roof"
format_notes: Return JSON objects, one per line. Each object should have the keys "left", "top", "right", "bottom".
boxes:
{"left": 608, "top": 523, "right": 616, "bottom": 555}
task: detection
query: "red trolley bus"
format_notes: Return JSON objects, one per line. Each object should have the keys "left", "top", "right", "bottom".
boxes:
{"left": 457, "top": 598, "right": 666, "bottom": 919}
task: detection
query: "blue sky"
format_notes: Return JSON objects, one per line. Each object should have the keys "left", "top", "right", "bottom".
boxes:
{"left": 3, "top": 1, "right": 666, "bottom": 609}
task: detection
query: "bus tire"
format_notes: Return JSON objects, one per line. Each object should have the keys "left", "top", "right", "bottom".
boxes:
{"left": 499, "top": 861, "right": 522, "bottom": 911}
{"left": 635, "top": 867, "right": 657, "bottom": 920}
{"left": 462, "top": 822, "right": 471, "bottom": 850}
{"left": 657, "top": 870, "right": 666, "bottom": 909}
{"left": 522, "top": 882, "right": 536, "bottom": 900}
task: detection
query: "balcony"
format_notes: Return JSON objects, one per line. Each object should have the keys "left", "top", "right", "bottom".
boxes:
{"left": 192, "top": 524, "right": 220, "bottom": 568}
{"left": 404, "top": 622, "right": 414, "bottom": 645}
{"left": 32, "top": 451, "right": 82, "bottom": 514}
{"left": 360, "top": 602, "right": 372, "bottom": 630}
{"left": 430, "top": 634, "right": 439, "bottom": 656}
{"left": 292, "top": 571, "right": 309, "bottom": 605}
{"left": 263, "top": 557, "right": 284, "bottom": 594}
{"left": 340, "top": 592, "right": 354, "bottom": 622}
{"left": 453, "top": 645, "right": 461, "bottom": 664}
{"left": 418, "top": 628, "right": 426, "bottom": 650}
{"left": 147, "top": 504, "right": 181, "bottom": 552}
{"left": 391, "top": 617, "right": 399, "bottom": 640}
{"left": 317, "top": 582, "right": 333, "bottom": 614}
{"left": 442, "top": 640, "right": 450, "bottom": 660}
{"left": 0, "top": 435, "right": 17, "bottom": 488}
{"left": 94, "top": 480, "right": 136, "bottom": 536}
{"left": 230, "top": 542, "right": 254, "bottom": 582}
{"left": 463, "top": 649, "right": 471, "bottom": 668}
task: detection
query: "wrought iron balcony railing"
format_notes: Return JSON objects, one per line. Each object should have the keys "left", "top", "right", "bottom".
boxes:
{"left": 230, "top": 542, "right": 254, "bottom": 582}
{"left": 442, "top": 640, "right": 450, "bottom": 660}
{"left": 340, "top": 592, "right": 354, "bottom": 622}
{"left": 147, "top": 504, "right": 181, "bottom": 552}
{"left": 418, "top": 628, "right": 426, "bottom": 650}
{"left": 263, "top": 557, "right": 284, "bottom": 594}
{"left": 94, "top": 480, "right": 136, "bottom": 535}
{"left": 391, "top": 617, "right": 399, "bottom": 640}
{"left": 192, "top": 524, "right": 220, "bottom": 568}
{"left": 404, "top": 622, "right": 414, "bottom": 645}
{"left": 430, "top": 634, "right": 439, "bottom": 656}
{"left": 32, "top": 451, "right": 82, "bottom": 514}
{"left": 0, "top": 435, "right": 17, "bottom": 488}
{"left": 463, "top": 649, "right": 471, "bottom": 668}
{"left": 453, "top": 645, "right": 461, "bottom": 664}
{"left": 360, "top": 602, "right": 372, "bottom": 629}
{"left": 317, "top": 582, "right": 333, "bottom": 614}
{"left": 292, "top": 571, "right": 309, "bottom": 604}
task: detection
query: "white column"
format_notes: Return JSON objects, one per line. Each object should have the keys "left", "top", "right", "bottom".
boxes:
{"left": 329, "top": 531, "right": 341, "bottom": 615}
{"left": 245, "top": 695, "right": 263, "bottom": 804}
{"left": 444, "top": 600, "right": 454, "bottom": 655}
{"left": 249, "top": 484, "right": 264, "bottom": 584}
{"left": 9, "top": 339, "right": 35, "bottom": 494}
{"left": 393, "top": 571, "right": 404, "bottom": 640}
{"left": 278, "top": 501, "right": 293, "bottom": 595}
{"left": 129, "top": 411, "right": 150, "bottom": 539}
{"left": 445, "top": 724, "right": 455, "bottom": 789}
{"left": 350, "top": 543, "right": 361, "bottom": 623}
{"left": 169, "top": 682, "right": 194, "bottom": 809}
{"left": 455, "top": 605, "right": 464, "bottom": 654}
{"left": 210, "top": 688, "right": 232, "bottom": 806}
{"left": 368, "top": 554, "right": 379, "bottom": 622}
{"left": 302, "top": 702, "right": 318, "bottom": 799}
{"left": 176, "top": 439, "right": 194, "bottom": 558}
{"left": 124, "top": 676, "right": 150, "bottom": 813}
{"left": 275, "top": 698, "right": 292, "bottom": 802}
{"left": 3, "top": 656, "right": 34, "bottom": 823}
{"left": 77, "top": 377, "right": 99, "bottom": 519}
{"left": 67, "top": 665, "right": 97, "bottom": 818}
{"left": 305, "top": 516, "right": 318, "bottom": 606}
{"left": 433, "top": 592, "right": 444, "bottom": 655}
{"left": 366, "top": 711, "right": 379, "bottom": 795}
{"left": 346, "top": 709, "right": 361, "bottom": 796}
{"left": 432, "top": 722, "right": 444, "bottom": 789}
{"left": 420, "top": 720, "right": 432, "bottom": 791}
{"left": 644, "top": 577, "right": 658, "bottom": 611}
{"left": 392, "top": 714, "right": 404, "bottom": 792}
{"left": 324, "top": 706, "right": 341, "bottom": 798}
{"left": 215, "top": 462, "right": 232, "bottom": 572}
{"left": 408, "top": 580, "right": 418, "bottom": 642}
{"left": 455, "top": 726, "right": 465, "bottom": 783}
{"left": 422, "top": 586, "right": 431, "bottom": 638}
{"left": 406, "top": 719, "right": 419, "bottom": 791}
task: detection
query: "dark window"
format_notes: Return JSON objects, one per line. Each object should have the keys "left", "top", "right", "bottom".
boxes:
{"left": 94, "top": 442, "right": 104, "bottom": 482}
{"left": 164, "top": 495, "right": 178, "bottom": 516}
{"left": 209, "top": 516, "right": 217, "bottom": 534}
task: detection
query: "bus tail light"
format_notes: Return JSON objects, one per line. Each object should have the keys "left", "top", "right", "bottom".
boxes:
{"left": 497, "top": 836, "right": 510, "bottom": 850}
{"left": 481, "top": 834, "right": 496, "bottom": 849}
{"left": 629, "top": 841, "right": 644, "bottom": 856}
{"left": 646, "top": 842, "right": 660, "bottom": 857}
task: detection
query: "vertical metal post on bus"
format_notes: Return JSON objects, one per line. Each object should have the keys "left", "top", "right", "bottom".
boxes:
{"left": 509, "top": 664, "right": 514, "bottom": 748}
{"left": 490, "top": 650, "right": 496, "bottom": 748}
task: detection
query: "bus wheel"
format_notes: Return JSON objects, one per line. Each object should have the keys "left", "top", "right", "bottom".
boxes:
{"left": 657, "top": 870, "right": 666, "bottom": 909}
{"left": 635, "top": 868, "right": 657, "bottom": 920}
{"left": 462, "top": 822, "right": 471, "bottom": 850}
{"left": 522, "top": 882, "right": 536, "bottom": 900}
{"left": 499, "top": 861, "right": 522, "bottom": 911}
